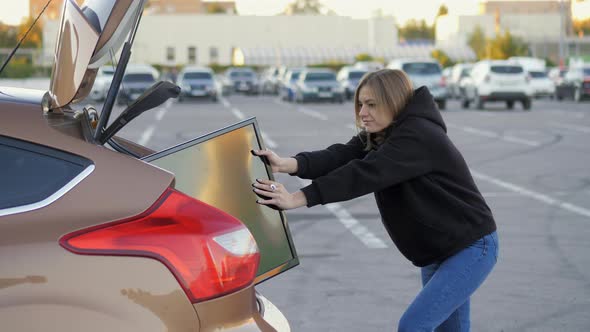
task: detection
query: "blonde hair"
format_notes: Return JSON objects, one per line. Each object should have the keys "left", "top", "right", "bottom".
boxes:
{"left": 353, "top": 69, "right": 414, "bottom": 150}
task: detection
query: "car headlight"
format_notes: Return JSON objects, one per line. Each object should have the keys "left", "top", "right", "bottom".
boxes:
{"left": 181, "top": 83, "right": 192, "bottom": 92}
{"left": 334, "top": 86, "right": 344, "bottom": 93}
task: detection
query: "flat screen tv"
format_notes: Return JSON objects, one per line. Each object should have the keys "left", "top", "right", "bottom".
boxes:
{"left": 142, "top": 118, "right": 298, "bottom": 283}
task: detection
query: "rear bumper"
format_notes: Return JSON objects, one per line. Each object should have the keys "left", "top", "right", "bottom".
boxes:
{"left": 301, "top": 91, "right": 344, "bottom": 100}
{"left": 480, "top": 92, "right": 528, "bottom": 101}
{"left": 193, "top": 286, "right": 290, "bottom": 332}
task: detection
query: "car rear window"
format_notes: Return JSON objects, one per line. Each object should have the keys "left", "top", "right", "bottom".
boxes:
{"left": 0, "top": 136, "right": 93, "bottom": 214}
{"left": 289, "top": 72, "right": 301, "bottom": 81}
{"left": 402, "top": 63, "right": 441, "bottom": 75}
{"left": 348, "top": 71, "right": 367, "bottom": 79}
{"left": 123, "top": 73, "right": 156, "bottom": 82}
{"left": 230, "top": 71, "right": 254, "bottom": 78}
{"left": 490, "top": 66, "right": 523, "bottom": 74}
{"left": 184, "top": 72, "right": 212, "bottom": 80}
{"left": 304, "top": 72, "right": 336, "bottom": 81}
{"left": 529, "top": 71, "right": 547, "bottom": 78}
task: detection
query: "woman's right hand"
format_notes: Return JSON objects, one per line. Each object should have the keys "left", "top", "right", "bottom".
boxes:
{"left": 252, "top": 149, "right": 297, "bottom": 174}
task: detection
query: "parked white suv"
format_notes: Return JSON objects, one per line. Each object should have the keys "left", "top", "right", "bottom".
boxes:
{"left": 89, "top": 66, "right": 115, "bottom": 101}
{"left": 461, "top": 60, "right": 533, "bottom": 110}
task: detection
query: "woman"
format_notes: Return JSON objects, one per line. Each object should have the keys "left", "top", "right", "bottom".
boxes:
{"left": 252, "top": 69, "right": 498, "bottom": 331}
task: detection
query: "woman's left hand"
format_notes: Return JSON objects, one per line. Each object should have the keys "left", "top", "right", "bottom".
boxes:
{"left": 252, "top": 179, "right": 307, "bottom": 210}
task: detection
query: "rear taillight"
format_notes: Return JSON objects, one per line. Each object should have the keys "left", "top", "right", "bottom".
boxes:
{"left": 439, "top": 76, "right": 447, "bottom": 87}
{"left": 60, "top": 187, "right": 260, "bottom": 303}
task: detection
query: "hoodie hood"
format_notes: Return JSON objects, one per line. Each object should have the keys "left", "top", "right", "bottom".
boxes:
{"left": 395, "top": 86, "right": 446, "bottom": 133}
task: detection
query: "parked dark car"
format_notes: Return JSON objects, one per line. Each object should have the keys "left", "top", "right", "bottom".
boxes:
{"left": 556, "top": 66, "right": 590, "bottom": 102}
{"left": 222, "top": 67, "right": 260, "bottom": 95}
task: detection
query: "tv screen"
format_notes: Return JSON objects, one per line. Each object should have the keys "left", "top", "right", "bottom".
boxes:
{"left": 142, "top": 118, "right": 298, "bottom": 283}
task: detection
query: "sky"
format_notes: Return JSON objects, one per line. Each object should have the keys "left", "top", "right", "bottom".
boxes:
{"left": 1, "top": 0, "right": 588, "bottom": 26}
{"left": 0, "top": 0, "right": 478, "bottom": 25}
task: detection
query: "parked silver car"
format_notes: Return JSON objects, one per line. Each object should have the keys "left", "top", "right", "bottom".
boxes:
{"left": 337, "top": 66, "right": 367, "bottom": 100}
{"left": 294, "top": 69, "right": 344, "bottom": 103}
{"left": 177, "top": 66, "right": 218, "bottom": 102}
{"left": 221, "top": 67, "right": 260, "bottom": 95}
{"left": 387, "top": 59, "right": 448, "bottom": 110}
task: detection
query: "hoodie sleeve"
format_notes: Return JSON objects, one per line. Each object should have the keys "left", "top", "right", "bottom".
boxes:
{"left": 301, "top": 123, "right": 433, "bottom": 207}
{"left": 293, "top": 135, "right": 367, "bottom": 180}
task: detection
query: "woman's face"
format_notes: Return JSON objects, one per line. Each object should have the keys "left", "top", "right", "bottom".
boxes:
{"left": 358, "top": 85, "right": 394, "bottom": 133}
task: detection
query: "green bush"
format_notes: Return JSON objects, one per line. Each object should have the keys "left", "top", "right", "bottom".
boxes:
{"left": 0, "top": 63, "right": 37, "bottom": 78}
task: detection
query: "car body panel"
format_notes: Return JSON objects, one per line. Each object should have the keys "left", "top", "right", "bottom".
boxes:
{"left": 1, "top": 0, "right": 294, "bottom": 329}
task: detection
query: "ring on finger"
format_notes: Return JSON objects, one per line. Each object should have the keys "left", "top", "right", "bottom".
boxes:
{"left": 270, "top": 184, "right": 277, "bottom": 191}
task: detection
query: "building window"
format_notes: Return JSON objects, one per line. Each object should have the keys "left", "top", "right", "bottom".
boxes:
{"left": 209, "top": 47, "right": 219, "bottom": 64}
{"left": 188, "top": 47, "right": 197, "bottom": 64}
{"left": 167, "top": 47, "right": 175, "bottom": 62}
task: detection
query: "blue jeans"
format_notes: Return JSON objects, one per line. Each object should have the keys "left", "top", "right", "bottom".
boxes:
{"left": 398, "top": 231, "right": 499, "bottom": 332}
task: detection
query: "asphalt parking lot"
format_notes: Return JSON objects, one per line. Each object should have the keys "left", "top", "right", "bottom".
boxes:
{"left": 101, "top": 93, "right": 590, "bottom": 332}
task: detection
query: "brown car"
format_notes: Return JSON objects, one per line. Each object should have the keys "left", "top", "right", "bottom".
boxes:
{"left": 0, "top": 1, "right": 295, "bottom": 331}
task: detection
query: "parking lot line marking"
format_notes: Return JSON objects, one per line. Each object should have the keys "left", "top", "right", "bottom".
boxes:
{"left": 220, "top": 98, "right": 231, "bottom": 108}
{"left": 297, "top": 107, "right": 328, "bottom": 121}
{"left": 325, "top": 203, "right": 389, "bottom": 249}
{"left": 472, "top": 171, "right": 590, "bottom": 218}
{"left": 261, "top": 132, "right": 278, "bottom": 149}
{"left": 155, "top": 103, "right": 170, "bottom": 121}
{"left": 231, "top": 107, "right": 246, "bottom": 120}
{"left": 139, "top": 126, "right": 155, "bottom": 146}
{"left": 448, "top": 123, "right": 541, "bottom": 147}
{"left": 462, "top": 126, "right": 497, "bottom": 138}
{"left": 298, "top": 179, "right": 388, "bottom": 249}
{"left": 502, "top": 135, "right": 541, "bottom": 147}
{"left": 552, "top": 122, "right": 590, "bottom": 134}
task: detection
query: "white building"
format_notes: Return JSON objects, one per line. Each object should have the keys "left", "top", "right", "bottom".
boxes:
{"left": 42, "top": 14, "right": 398, "bottom": 67}
{"left": 436, "top": 13, "right": 562, "bottom": 48}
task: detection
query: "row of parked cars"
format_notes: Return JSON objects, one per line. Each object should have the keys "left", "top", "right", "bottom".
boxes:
{"left": 445, "top": 58, "right": 590, "bottom": 111}
{"left": 90, "top": 59, "right": 589, "bottom": 110}
{"left": 90, "top": 64, "right": 220, "bottom": 104}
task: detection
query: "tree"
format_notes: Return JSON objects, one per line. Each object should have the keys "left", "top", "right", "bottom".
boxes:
{"left": 488, "top": 30, "right": 529, "bottom": 59}
{"left": 355, "top": 53, "right": 374, "bottom": 62}
{"left": 284, "top": 0, "right": 323, "bottom": 15}
{"left": 398, "top": 19, "right": 435, "bottom": 41}
{"left": 0, "top": 23, "right": 18, "bottom": 48}
{"left": 573, "top": 19, "right": 590, "bottom": 37}
{"left": 431, "top": 49, "right": 454, "bottom": 68}
{"left": 17, "top": 17, "right": 43, "bottom": 49}
{"left": 205, "top": 3, "right": 228, "bottom": 14}
{"left": 437, "top": 5, "right": 448, "bottom": 18}
{"left": 467, "top": 25, "right": 487, "bottom": 60}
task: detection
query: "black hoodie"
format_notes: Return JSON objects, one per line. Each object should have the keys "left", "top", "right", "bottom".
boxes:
{"left": 295, "top": 87, "right": 496, "bottom": 267}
